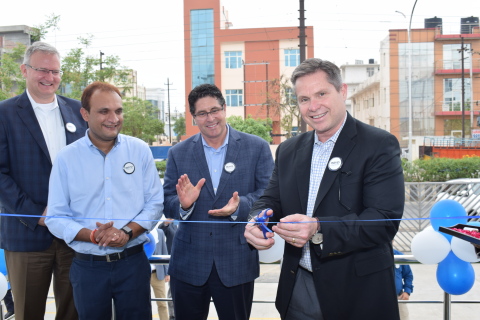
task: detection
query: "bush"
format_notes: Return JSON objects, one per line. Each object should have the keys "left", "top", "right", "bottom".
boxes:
{"left": 155, "top": 160, "right": 167, "bottom": 178}
{"left": 402, "top": 156, "right": 480, "bottom": 182}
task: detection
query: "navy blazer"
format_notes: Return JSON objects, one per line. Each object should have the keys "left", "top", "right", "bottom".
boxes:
{"left": 0, "top": 91, "right": 87, "bottom": 252}
{"left": 251, "top": 113, "right": 405, "bottom": 320}
{"left": 163, "top": 127, "right": 274, "bottom": 287}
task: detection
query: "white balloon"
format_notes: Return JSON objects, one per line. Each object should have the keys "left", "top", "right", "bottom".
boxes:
{"left": 411, "top": 229, "right": 451, "bottom": 264}
{"left": 0, "top": 273, "right": 7, "bottom": 300}
{"left": 451, "top": 236, "right": 480, "bottom": 262}
{"left": 258, "top": 233, "right": 285, "bottom": 263}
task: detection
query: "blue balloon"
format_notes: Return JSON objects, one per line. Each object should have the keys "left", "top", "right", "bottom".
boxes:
{"left": 430, "top": 199, "right": 468, "bottom": 241}
{"left": 143, "top": 233, "right": 156, "bottom": 258}
{"left": 436, "top": 251, "right": 475, "bottom": 295}
{"left": 0, "top": 249, "right": 6, "bottom": 276}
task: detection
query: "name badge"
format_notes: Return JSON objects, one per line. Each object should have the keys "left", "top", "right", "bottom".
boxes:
{"left": 66, "top": 122, "right": 77, "bottom": 133}
{"left": 224, "top": 162, "right": 236, "bottom": 173}
{"left": 123, "top": 162, "right": 135, "bottom": 174}
{"left": 328, "top": 157, "right": 342, "bottom": 171}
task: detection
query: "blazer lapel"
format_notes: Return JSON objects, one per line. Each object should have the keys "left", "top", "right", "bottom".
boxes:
{"left": 57, "top": 96, "right": 83, "bottom": 143}
{"left": 15, "top": 93, "right": 51, "bottom": 163}
{"left": 192, "top": 134, "right": 216, "bottom": 198}
{"left": 313, "top": 114, "right": 357, "bottom": 214}
{"left": 295, "top": 131, "right": 315, "bottom": 215}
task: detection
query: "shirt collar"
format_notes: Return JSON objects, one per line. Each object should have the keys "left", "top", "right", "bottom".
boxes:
{"left": 314, "top": 113, "right": 347, "bottom": 146}
{"left": 84, "top": 129, "right": 121, "bottom": 149}
{"left": 26, "top": 89, "right": 58, "bottom": 111}
{"left": 201, "top": 124, "right": 230, "bottom": 150}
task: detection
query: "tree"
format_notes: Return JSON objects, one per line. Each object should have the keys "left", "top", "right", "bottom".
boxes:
{"left": 173, "top": 116, "right": 186, "bottom": 141}
{"left": 60, "top": 35, "right": 132, "bottom": 100}
{"left": 0, "top": 44, "right": 26, "bottom": 100}
{"left": 121, "top": 97, "right": 165, "bottom": 144}
{"left": 227, "top": 115, "right": 272, "bottom": 143}
{"left": 264, "top": 75, "right": 301, "bottom": 139}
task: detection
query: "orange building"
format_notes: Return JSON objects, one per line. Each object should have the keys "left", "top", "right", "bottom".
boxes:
{"left": 183, "top": 0, "right": 314, "bottom": 143}
{"left": 387, "top": 22, "right": 480, "bottom": 146}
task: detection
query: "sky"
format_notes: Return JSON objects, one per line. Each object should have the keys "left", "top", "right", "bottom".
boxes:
{"left": 3, "top": 0, "right": 480, "bottom": 109}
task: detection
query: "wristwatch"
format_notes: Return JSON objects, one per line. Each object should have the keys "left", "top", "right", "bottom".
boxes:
{"left": 311, "top": 232, "right": 323, "bottom": 245}
{"left": 121, "top": 226, "right": 133, "bottom": 240}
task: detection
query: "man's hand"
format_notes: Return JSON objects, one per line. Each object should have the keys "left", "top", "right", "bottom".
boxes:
{"left": 272, "top": 214, "right": 318, "bottom": 248}
{"left": 38, "top": 207, "right": 47, "bottom": 226}
{"left": 94, "top": 221, "right": 129, "bottom": 247}
{"left": 244, "top": 209, "right": 275, "bottom": 250}
{"left": 398, "top": 292, "right": 410, "bottom": 300}
{"left": 208, "top": 191, "right": 240, "bottom": 217}
{"left": 176, "top": 174, "right": 205, "bottom": 209}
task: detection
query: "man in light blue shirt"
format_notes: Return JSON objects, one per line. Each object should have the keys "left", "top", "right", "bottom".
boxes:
{"left": 46, "top": 81, "right": 163, "bottom": 320}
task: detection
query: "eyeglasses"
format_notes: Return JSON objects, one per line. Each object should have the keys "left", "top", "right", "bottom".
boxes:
{"left": 25, "top": 64, "right": 63, "bottom": 76}
{"left": 193, "top": 107, "right": 224, "bottom": 119}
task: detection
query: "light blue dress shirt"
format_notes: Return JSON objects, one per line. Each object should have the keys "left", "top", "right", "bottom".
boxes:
{"left": 46, "top": 130, "right": 164, "bottom": 255}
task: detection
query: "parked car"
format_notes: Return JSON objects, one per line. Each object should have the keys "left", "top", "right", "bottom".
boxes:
{"left": 436, "top": 178, "right": 480, "bottom": 220}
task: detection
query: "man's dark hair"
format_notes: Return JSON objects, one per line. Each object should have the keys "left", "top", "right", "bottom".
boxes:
{"left": 290, "top": 58, "right": 343, "bottom": 92}
{"left": 188, "top": 84, "right": 226, "bottom": 115}
{"left": 81, "top": 81, "right": 122, "bottom": 112}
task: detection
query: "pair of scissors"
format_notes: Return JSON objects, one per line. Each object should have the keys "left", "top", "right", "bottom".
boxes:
{"left": 254, "top": 208, "right": 273, "bottom": 239}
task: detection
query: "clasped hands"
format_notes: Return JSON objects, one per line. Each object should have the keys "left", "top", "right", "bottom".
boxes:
{"left": 244, "top": 210, "right": 319, "bottom": 249}
{"left": 92, "top": 221, "right": 129, "bottom": 247}
{"left": 177, "top": 174, "right": 239, "bottom": 216}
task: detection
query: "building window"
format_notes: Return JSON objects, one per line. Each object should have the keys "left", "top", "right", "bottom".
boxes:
{"left": 285, "top": 87, "right": 296, "bottom": 105}
{"left": 367, "top": 67, "right": 375, "bottom": 77}
{"left": 443, "top": 44, "right": 471, "bottom": 69}
{"left": 191, "top": 9, "right": 215, "bottom": 88}
{"left": 226, "top": 89, "right": 243, "bottom": 107}
{"left": 284, "top": 49, "right": 300, "bottom": 67}
{"left": 225, "top": 51, "right": 242, "bottom": 69}
{"left": 443, "top": 78, "right": 471, "bottom": 111}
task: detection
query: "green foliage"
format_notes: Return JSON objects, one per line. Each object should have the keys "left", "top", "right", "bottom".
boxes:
{"left": 31, "top": 14, "right": 61, "bottom": 41}
{"left": 155, "top": 160, "right": 167, "bottom": 178}
{"left": 0, "top": 44, "right": 26, "bottom": 100}
{"left": 402, "top": 156, "right": 480, "bottom": 182}
{"left": 227, "top": 115, "right": 272, "bottom": 143}
{"left": 60, "top": 36, "right": 132, "bottom": 100}
{"left": 121, "top": 97, "right": 165, "bottom": 144}
{"left": 173, "top": 116, "right": 186, "bottom": 141}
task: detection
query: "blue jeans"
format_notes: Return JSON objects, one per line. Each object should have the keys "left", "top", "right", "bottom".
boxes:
{"left": 69, "top": 250, "right": 151, "bottom": 320}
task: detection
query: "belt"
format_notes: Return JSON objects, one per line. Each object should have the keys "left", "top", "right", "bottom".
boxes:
{"left": 75, "top": 244, "right": 144, "bottom": 262}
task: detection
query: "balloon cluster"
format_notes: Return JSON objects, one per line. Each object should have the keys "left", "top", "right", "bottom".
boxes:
{"left": 143, "top": 232, "right": 156, "bottom": 258}
{"left": 0, "top": 249, "right": 8, "bottom": 300}
{"left": 411, "top": 199, "right": 477, "bottom": 295}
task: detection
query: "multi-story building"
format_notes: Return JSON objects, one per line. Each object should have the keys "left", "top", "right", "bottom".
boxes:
{"left": 351, "top": 17, "right": 480, "bottom": 157}
{"left": 183, "top": 0, "right": 314, "bottom": 143}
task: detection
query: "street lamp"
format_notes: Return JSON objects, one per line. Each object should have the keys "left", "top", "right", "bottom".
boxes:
{"left": 407, "top": 0, "right": 418, "bottom": 162}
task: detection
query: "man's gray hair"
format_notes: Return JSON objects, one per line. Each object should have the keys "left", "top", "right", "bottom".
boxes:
{"left": 23, "top": 41, "right": 60, "bottom": 65}
{"left": 290, "top": 58, "right": 343, "bottom": 92}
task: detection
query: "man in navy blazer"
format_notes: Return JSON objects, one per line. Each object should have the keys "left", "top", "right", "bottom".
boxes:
{"left": 163, "top": 84, "right": 274, "bottom": 320}
{"left": 245, "top": 59, "right": 404, "bottom": 320}
{"left": 0, "top": 41, "right": 87, "bottom": 320}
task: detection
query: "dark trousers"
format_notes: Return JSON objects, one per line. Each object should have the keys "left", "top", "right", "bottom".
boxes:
{"left": 170, "top": 263, "right": 254, "bottom": 320}
{"left": 284, "top": 267, "right": 323, "bottom": 320}
{"left": 69, "top": 250, "right": 151, "bottom": 320}
{"left": 5, "top": 237, "right": 77, "bottom": 320}
{"left": 3, "top": 289, "right": 14, "bottom": 313}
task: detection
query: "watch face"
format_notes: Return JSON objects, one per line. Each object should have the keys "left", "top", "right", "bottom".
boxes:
{"left": 311, "top": 233, "right": 323, "bottom": 245}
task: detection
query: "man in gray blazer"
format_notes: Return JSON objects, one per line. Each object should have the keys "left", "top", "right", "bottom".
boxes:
{"left": 163, "top": 84, "right": 274, "bottom": 320}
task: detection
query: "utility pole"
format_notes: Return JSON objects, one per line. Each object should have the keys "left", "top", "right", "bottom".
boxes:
{"left": 165, "top": 78, "right": 173, "bottom": 143}
{"left": 298, "top": 0, "right": 307, "bottom": 133}
{"left": 99, "top": 51, "right": 105, "bottom": 81}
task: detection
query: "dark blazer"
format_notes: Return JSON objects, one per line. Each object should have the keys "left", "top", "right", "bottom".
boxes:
{"left": 0, "top": 91, "right": 87, "bottom": 252}
{"left": 163, "top": 126, "right": 274, "bottom": 287}
{"left": 251, "top": 113, "right": 405, "bottom": 320}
